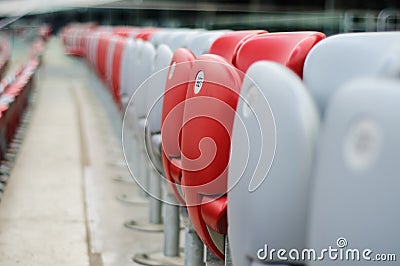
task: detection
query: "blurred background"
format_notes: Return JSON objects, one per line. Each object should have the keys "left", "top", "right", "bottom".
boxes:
{"left": 1, "top": 0, "right": 400, "bottom": 36}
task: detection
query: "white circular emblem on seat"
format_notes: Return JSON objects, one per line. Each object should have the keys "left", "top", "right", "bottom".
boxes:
{"left": 194, "top": 71, "right": 204, "bottom": 94}
{"left": 344, "top": 118, "right": 382, "bottom": 172}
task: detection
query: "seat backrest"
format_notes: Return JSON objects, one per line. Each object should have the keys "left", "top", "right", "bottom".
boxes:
{"left": 96, "top": 32, "right": 112, "bottom": 79}
{"left": 130, "top": 41, "right": 156, "bottom": 119}
{"left": 208, "top": 30, "right": 267, "bottom": 64}
{"left": 146, "top": 44, "right": 174, "bottom": 135}
{"left": 82, "top": 30, "right": 92, "bottom": 59}
{"left": 149, "top": 28, "right": 177, "bottom": 47}
{"left": 181, "top": 53, "right": 243, "bottom": 203}
{"left": 303, "top": 32, "right": 400, "bottom": 114}
{"left": 149, "top": 30, "right": 165, "bottom": 47}
{"left": 113, "top": 26, "right": 136, "bottom": 37}
{"left": 87, "top": 32, "right": 100, "bottom": 65}
{"left": 161, "top": 48, "right": 196, "bottom": 204}
{"left": 180, "top": 53, "right": 244, "bottom": 259}
{"left": 111, "top": 37, "right": 127, "bottom": 107}
{"left": 307, "top": 78, "right": 400, "bottom": 266}
{"left": 85, "top": 31, "right": 94, "bottom": 63}
{"left": 105, "top": 35, "right": 119, "bottom": 88}
{"left": 123, "top": 40, "right": 157, "bottom": 171}
{"left": 119, "top": 39, "right": 137, "bottom": 108}
{"left": 168, "top": 30, "right": 201, "bottom": 52}
{"left": 135, "top": 27, "right": 158, "bottom": 41}
{"left": 228, "top": 61, "right": 319, "bottom": 266}
{"left": 235, "top": 31, "right": 325, "bottom": 75}
{"left": 77, "top": 27, "right": 91, "bottom": 56}
{"left": 89, "top": 26, "right": 112, "bottom": 66}
{"left": 187, "top": 30, "right": 231, "bottom": 57}
{"left": 160, "top": 30, "right": 190, "bottom": 49}
{"left": 70, "top": 28, "right": 80, "bottom": 52}
{"left": 145, "top": 44, "right": 173, "bottom": 174}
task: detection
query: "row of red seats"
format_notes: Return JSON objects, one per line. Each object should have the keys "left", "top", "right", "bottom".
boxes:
{"left": 0, "top": 23, "right": 47, "bottom": 82}
{"left": 62, "top": 23, "right": 400, "bottom": 266}
{"left": 0, "top": 59, "right": 39, "bottom": 159}
{"left": 0, "top": 29, "right": 47, "bottom": 195}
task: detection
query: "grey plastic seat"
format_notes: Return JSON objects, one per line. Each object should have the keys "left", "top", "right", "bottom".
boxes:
{"left": 127, "top": 28, "right": 139, "bottom": 39}
{"left": 105, "top": 35, "right": 119, "bottom": 88}
{"left": 168, "top": 30, "right": 204, "bottom": 52}
{"left": 228, "top": 61, "right": 319, "bottom": 266}
{"left": 119, "top": 38, "right": 137, "bottom": 108}
{"left": 144, "top": 44, "right": 173, "bottom": 174}
{"left": 129, "top": 40, "right": 156, "bottom": 119}
{"left": 123, "top": 40, "right": 156, "bottom": 187}
{"left": 307, "top": 78, "right": 400, "bottom": 266}
{"left": 180, "top": 29, "right": 207, "bottom": 47}
{"left": 124, "top": 42, "right": 174, "bottom": 231}
{"left": 70, "top": 29, "right": 80, "bottom": 52}
{"left": 149, "top": 30, "right": 171, "bottom": 47}
{"left": 87, "top": 27, "right": 112, "bottom": 66}
{"left": 88, "top": 32, "right": 100, "bottom": 67}
{"left": 187, "top": 30, "right": 231, "bottom": 57}
{"left": 133, "top": 44, "right": 174, "bottom": 226}
{"left": 149, "top": 28, "right": 183, "bottom": 47}
{"left": 121, "top": 39, "right": 156, "bottom": 188}
{"left": 134, "top": 43, "right": 170, "bottom": 175}
{"left": 304, "top": 32, "right": 400, "bottom": 115}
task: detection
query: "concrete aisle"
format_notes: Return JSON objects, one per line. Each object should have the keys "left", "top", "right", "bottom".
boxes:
{"left": 0, "top": 38, "right": 89, "bottom": 266}
{"left": 0, "top": 37, "right": 172, "bottom": 266}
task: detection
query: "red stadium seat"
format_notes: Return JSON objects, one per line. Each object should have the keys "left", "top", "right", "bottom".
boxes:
{"left": 113, "top": 26, "right": 137, "bottom": 38}
{"left": 0, "top": 58, "right": 38, "bottom": 163}
{"left": 86, "top": 27, "right": 112, "bottom": 66}
{"left": 181, "top": 54, "right": 243, "bottom": 259}
{"left": 161, "top": 48, "right": 196, "bottom": 204}
{"left": 96, "top": 32, "right": 113, "bottom": 81}
{"left": 208, "top": 30, "right": 267, "bottom": 64}
{"left": 235, "top": 31, "right": 325, "bottom": 77}
{"left": 135, "top": 28, "right": 159, "bottom": 41}
{"left": 111, "top": 37, "right": 127, "bottom": 108}
{"left": 180, "top": 31, "right": 325, "bottom": 259}
{"left": 161, "top": 30, "right": 268, "bottom": 207}
{"left": 0, "top": 103, "right": 9, "bottom": 162}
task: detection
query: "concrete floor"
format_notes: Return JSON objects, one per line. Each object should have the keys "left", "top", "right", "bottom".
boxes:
{"left": 0, "top": 37, "right": 173, "bottom": 266}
